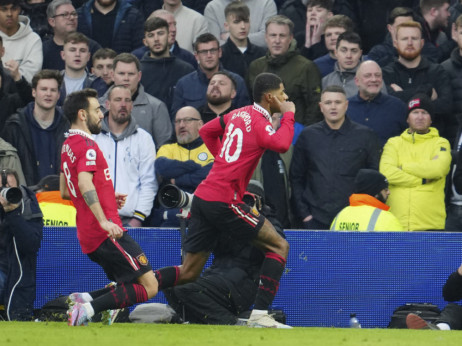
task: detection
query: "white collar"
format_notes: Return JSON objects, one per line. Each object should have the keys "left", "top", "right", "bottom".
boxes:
{"left": 252, "top": 102, "right": 272, "bottom": 122}
{"left": 67, "top": 129, "right": 93, "bottom": 139}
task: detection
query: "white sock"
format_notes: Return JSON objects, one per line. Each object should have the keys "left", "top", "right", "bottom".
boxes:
{"left": 436, "top": 323, "right": 450, "bottom": 330}
{"left": 82, "top": 302, "right": 95, "bottom": 319}
{"left": 250, "top": 309, "right": 267, "bottom": 317}
{"left": 82, "top": 292, "right": 93, "bottom": 302}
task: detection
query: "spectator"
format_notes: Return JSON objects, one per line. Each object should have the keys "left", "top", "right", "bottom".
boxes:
{"left": 290, "top": 85, "right": 381, "bottom": 229}
{"left": 296, "top": 0, "right": 333, "bottom": 61}
{"left": 0, "top": 0, "right": 42, "bottom": 83}
{"left": 220, "top": 1, "right": 266, "bottom": 79}
{"left": 418, "top": 0, "right": 456, "bottom": 63}
{"left": 248, "top": 15, "right": 322, "bottom": 127}
{"left": 0, "top": 138, "right": 25, "bottom": 185}
{"left": 322, "top": 31, "right": 367, "bottom": 98}
{"left": 449, "top": 0, "right": 462, "bottom": 30}
{"left": 99, "top": 53, "right": 172, "bottom": 148}
{"left": 406, "top": 263, "right": 462, "bottom": 330}
{"left": 152, "top": 106, "right": 213, "bottom": 227}
{"left": 204, "top": 0, "right": 277, "bottom": 47}
{"left": 43, "top": 0, "right": 102, "bottom": 71}
{"left": 382, "top": 21, "right": 453, "bottom": 142}
{"left": 77, "top": 0, "right": 144, "bottom": 54}
{"left": 2, "top": 70, "right": 69, "bottom": 186}
{"left": 31, "top": 174, "right": 76, "bottom": 227}
{"left": 58, "top": 32, "right": 108, "bottom": 106}
{"left": 0, "top": 168, "right": 43, "bottom": 320}
{"left": 131, "top": 9, "right": 197, "bottom": 68}
{"left": 162, "top": 0, "right": 208, "bottom": 53}
{"left": 279, "top": 0, "right": 307, "bottom": 38}
{"left": 91, "top": 48, "right": 117, "bottom": 86}
{"left": 347, "top": 60, "right": 407, "bottom": 146}
{"left": 140, "top": 17, "right": 194, "bottom": 114}
{"left": 330, "top": 169, "right": 403, "bottom": 231}
{"left": 94, "top": 85, "right": 157, "bottom": 227}
{"left": 368, "top": 7, "right": 415, "bottom": 67}
{"left": 20, "top": 0, "right": 52, "bottom": 39}
{"left": 197, "top": 71, "right": 236, "bottom": 123}
{"left": 162, "top": 180, "right": 284, "bottom": 325}
{"left": 313, "top": 14, "right": 354, "bottom": 77}
{"left": 171, "top": 33, "right": 250, "bottom": 116}
{"left": 380, "top": 94, "right": 451, "bottom": 231}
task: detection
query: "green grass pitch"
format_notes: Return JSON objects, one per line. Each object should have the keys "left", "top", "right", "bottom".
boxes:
{"left": 1, "top": 322, "right": 461, "bottom": 346}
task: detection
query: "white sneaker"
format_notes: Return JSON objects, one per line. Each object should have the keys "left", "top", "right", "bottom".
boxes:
{"left": 247, "top": 313, "right": 292, "bottom": 329}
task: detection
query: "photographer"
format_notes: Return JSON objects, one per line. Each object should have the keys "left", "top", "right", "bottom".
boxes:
{"left": 161, "top": 180, "right": 285, "bottom": 325}
{"left": 0, "top": 169, "right": 43, "bottom": 321}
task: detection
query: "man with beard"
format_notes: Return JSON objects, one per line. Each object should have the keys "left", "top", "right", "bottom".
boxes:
{"left": 151, "top": 106, "right": 213, "bottom": 227}
{"left": 198, "top": 71, "right": 236, "bottom": 123}
{"left": 346, "top": 60, "right": 407, "bottom": 146}
{"left": 330, "top": 169, "right": 403, "bottom": 231}
{"left": 382, "top": 21, "right": 452, "bottom": 141}
{"left": 61, "top": 88, "right": 159, "bottom": 326}
{"left": 93, "top": 85, "right": 157, "bottom": 227}
{"left": 171, "top": 33, "right": 249, "bottom": 116}
{"left": 140, "top": 17, "right": 194, "bottom": 115}
{"left": 77, "top": 0, "right": 144, "bottom": 53}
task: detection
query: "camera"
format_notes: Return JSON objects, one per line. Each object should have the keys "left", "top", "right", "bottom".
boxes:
{"left": 0, "top": 187, "right": 22, "bottom": 204}
{"left": 158, "top": 184, "right": 193, "bottom": 210}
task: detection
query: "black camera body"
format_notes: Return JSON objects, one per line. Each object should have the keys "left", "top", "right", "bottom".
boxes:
{"left": 0, "top": 186, "right": 22, "bottom": 204}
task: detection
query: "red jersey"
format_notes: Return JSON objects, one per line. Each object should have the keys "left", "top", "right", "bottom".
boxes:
{"left": 196, "top": 103, "right": 294, "bottom": 204}
{"left": 61, "top": 129, "right": 124, "bottom": 254}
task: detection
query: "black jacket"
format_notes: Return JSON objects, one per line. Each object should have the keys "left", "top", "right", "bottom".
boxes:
{"left": 220, "top": 38, "right": 266, "bottom": 79}
{"left": 290, "top": 117, "right": 381, "bottom": 225}
{"left": 443, "top": 269, "right": 462, "bottom": 302}
{"left": 0, "top": 186, "right": 43, "bottom": 320}
{"left": 279, "top": 0, "right": 306, "bottom": 38}
{"left": 1, "top": 104, "right": 69, "bottom": 186}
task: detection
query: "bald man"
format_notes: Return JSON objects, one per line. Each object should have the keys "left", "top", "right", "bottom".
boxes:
{"left": 346, "top": 60, "right": 408, "bottom": 145}
{"left": 151, "top": 106, "right": 214, "bottom": 227}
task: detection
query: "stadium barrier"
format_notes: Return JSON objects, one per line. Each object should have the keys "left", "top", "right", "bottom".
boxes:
{"left": 37, "top": 227, "right": 462, "bottom": 327}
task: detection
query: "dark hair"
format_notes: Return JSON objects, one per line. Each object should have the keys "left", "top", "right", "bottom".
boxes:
{"left": 265, "top": 15, "right": 294, "bottom": 35}
{"left": 388, "top": 7, "right": 414, "bottom": 25}
{"left": 324, "top": 14, "right": 355, "bottom": 32}
{"left": 211, "top": 71, "right": 237, "bottom": 90}
{"left": 420, "top": 0, "right": 449, "bottom": 14}
{"left": 64, "top": 32, "right": 89, "bottom": 47}
{"left": 144, "top": 16, "right": 169, "bottom": 33}
{"left": 0, "top": 0, "right": 20, "bottom": 8}
{"left": 336, "top": 31, "right": 362, "bottom": 50}
{"left": 113, "top": 53, "right": 141, "bottom": 71}
{"left": 32, "top": 69, "right": 63, "bottom": 89}
{"left": 225, "top": 1, "right": 250, "bottom": 21}
{"left": 307, "top": 0, "right": 334, "bottom": 11}
{"left": 107, "top": 84, "right": 131, "bottom": 100}
{"left": 1, "top": 168, "right": 19, "bottom": 188}
{"left": 193, "top": 33, "right": 219, "bottom": 52}
{"left": 63, "top": 88, "right": 98, "bottom": 124}
{"left": 92, "top": 48, "right": 116, "bottom": 65}
{"left": 321, "top": 85, "right": 346, "bottom": 96}
{"left": 253, "top": 73, "right": 283, "bottom": 103}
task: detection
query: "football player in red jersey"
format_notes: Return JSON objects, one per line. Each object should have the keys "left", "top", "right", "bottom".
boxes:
{"left": 155, "top": 73, "right": 296, "bottom": 328}
{"left": 60, "top": 88, "right": 158, "bottom": 326}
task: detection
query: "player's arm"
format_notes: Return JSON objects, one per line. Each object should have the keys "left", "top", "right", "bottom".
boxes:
{"left": 77, "top": 171, "right": 123, "bottom": 239}
{"left": 199, "top": 116, "right": 226, "bottom": 157}
{"left": 59, "top": 173, "right": 71, "bottom": 200}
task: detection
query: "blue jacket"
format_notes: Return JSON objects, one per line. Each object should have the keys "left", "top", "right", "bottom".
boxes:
{"left": 171, "top": 66, "right": 250, "bottom": 116}
{"left": 58, "top": 72, "right": 108, "bottom": 106}
{"left": 77, "top": 0, "right": 144, "bottom": 53}
{"left": 0, "top": 186, "right": 43, "bottom": 320}
{"left": 347, "top": 92, "right": 408, "bottom": 146}
{"left": 314, "top": 53, "right": 336, "bottom": 78}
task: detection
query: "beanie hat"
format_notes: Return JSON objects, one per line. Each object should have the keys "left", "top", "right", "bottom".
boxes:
{"left": 354, "top": 169, "right": 388, "bottom": 197}
{"left": 407, "top": 94, "right": 433, "bottom": 120}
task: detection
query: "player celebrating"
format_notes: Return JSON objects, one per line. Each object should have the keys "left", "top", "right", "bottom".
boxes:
{"left": 155, "top": 73, "right": 295, "bottom": 328}
{"left": 60, "top": 89, "right": 158, "bottom": 326}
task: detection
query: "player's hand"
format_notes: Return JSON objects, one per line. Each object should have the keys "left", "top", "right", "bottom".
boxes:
{"left": 100, "top": 219, "right": 124, "bottom": 239}
{"left": 115, "top": 192, "right": 127, "bottom": 209}
{"left": 275, "top": 96, "right": 296, "bottom": 115}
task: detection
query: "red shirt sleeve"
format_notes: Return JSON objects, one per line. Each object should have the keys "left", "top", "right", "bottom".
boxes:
{"left": 256, "top": 111, "right": 295, "bottom": 153}
{"left": 199, "top": 116, "right": 225, "bottom": 157}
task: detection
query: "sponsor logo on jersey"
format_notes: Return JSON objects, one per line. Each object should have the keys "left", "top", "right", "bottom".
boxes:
{"left": 265, "top": 124, "right": 276, "bottom": 135}
{"left": 137, "top": 254, "right": 149, "bottom": 266}
{"left": 86, "top": 149, "right": 97, "bottom": 160}
{"left": 198, "top": 152, "right": 208, "bottom": 161}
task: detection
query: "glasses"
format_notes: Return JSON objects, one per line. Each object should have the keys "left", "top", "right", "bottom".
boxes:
{"left": 196, "top": 48, "right": 219, "bottom": 55}
{"left": 174, "top": 118, "right": 201, "bottom": 125}
{"left": 53, "top": 11, "right": 78, "bottom": 19}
